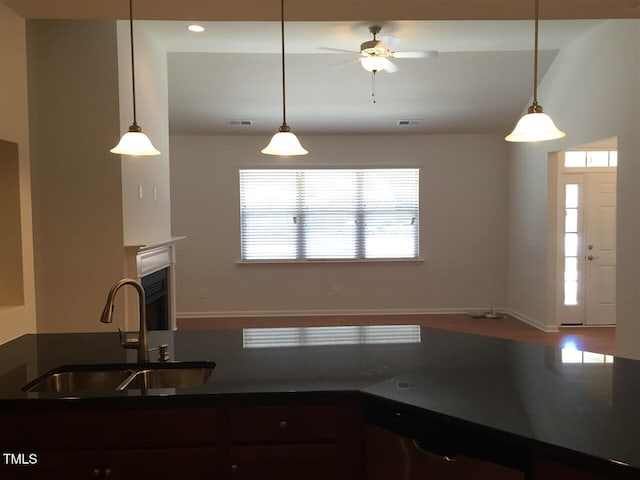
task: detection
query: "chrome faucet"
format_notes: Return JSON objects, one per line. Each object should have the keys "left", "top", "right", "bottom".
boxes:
{"left": 100, "top": 278, "right": 149, "bottom": 363}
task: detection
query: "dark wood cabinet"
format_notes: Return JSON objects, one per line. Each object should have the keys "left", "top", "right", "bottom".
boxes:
{"left": 530, "top": 456, "right": 610, "bottom": 480}
{"left": 222, "top": 399, "right": 364, "bottom": 480}
{"left": 0, "top": 406, "right": 220, "bottom": 479}
{"left": 366, "top": 424, "right": 525, "bottom": 480}
{"left": 1, "top": 448, "right": 219, "bottom": 479}
{"left": 0, "top": 398, "right": 364, "bottom": 480}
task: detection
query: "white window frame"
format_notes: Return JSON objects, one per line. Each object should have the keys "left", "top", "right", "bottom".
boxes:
{"left": 239, "top": 168, "right": 421, "bottom": 263}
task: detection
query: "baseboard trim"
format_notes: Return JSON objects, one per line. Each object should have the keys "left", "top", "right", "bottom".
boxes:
{"left": 177, "top": 307, "right": 507, "bottom": 320}
{"left": 503, "top": 308, "right": 559, "bottom": 333}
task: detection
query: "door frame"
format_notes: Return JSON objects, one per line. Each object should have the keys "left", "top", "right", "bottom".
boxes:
{"left": 549, "top": 146, "right": 617, "bottom": 327}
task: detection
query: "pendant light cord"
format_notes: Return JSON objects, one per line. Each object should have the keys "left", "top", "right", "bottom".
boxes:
{"left": 129, "top": 0, "right": 138, "bottom": 127}
{"left": 280, "top": 0, "right": 288, "bottom": 129}
{"left": 533, "top": 0, "right": 539, "bottom": 105}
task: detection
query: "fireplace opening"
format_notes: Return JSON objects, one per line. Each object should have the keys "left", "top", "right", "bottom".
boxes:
{"left": 141, "top": 268, "right": 169, "bottom": 330}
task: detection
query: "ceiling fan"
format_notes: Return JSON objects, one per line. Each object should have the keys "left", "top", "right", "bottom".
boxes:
{"left": 319, "top": 25, "right": 439, "bottom": 74}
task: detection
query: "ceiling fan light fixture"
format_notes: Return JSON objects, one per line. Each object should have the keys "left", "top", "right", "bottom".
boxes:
{"left": 261, "top": 125, "right": 308, "bottom": 156}
{"left": 361, "top": 55, "right": 388, "bottom": 73}
{"left": 111, "top": 0, "right": 160, "bottom": 156}
{"left": 506, "top": 0, "right": 565, "bottom": 143}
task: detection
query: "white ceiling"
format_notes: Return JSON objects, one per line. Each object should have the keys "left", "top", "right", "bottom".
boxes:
{"left": 158, "top": 19, "right": 603, "bottom": 135}
{"left": 1, "top": 0, "right": 622, "bottom": 137}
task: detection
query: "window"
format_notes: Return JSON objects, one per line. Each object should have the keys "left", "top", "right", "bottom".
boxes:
{"left": 239, "top": 168, "right": 419, "bottom": 261}
{"left": 243, "top": 325, "right": 421, "bottom": 348}
{"left": 564, "top": 184, "right": 580, "bottom": 306}
{"left": 564, "top": 150, "right": 617, "bottom": 168}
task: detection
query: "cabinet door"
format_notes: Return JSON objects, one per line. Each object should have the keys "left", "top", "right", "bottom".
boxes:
{"left": 530, "top": 456, "right": 608, "bottom": 480}
{"left": 229, "top": 404, "right": 337, "bottom": 444}
{"left": 104, "top": 447, "right": 220, "bottom": 479}
{"left": 229, "top": 444, "right": 337, "bottom": 480}
{"left": 0, "top": 450, "right": 101, "bottom": 480}
{"left": 366, "top": 425, "right": 524, "bottom": 480}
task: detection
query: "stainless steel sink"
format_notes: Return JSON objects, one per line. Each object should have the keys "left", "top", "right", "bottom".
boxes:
{"left": 22, "top": 361, "right": 216, "bottom": 394}
{"left": 116, "top": 363, "right": 215, "bottom": 390}
{"left": 22, "top": 365, "right": 134, "bottom": 393}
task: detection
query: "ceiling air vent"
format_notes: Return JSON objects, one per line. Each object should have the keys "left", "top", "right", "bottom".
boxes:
{"left": 228, "top": 120, "right": 253, "bottom": 126}
{"left": 397, "top": 119, "right": 422, "bottom": 127}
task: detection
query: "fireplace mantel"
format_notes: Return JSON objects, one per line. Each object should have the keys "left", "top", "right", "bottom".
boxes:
{"left": 124, "top": 236, "right": 186, "bottom": 331}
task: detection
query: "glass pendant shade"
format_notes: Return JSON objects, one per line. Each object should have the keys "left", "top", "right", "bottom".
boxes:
{"left": 262, "top": 0, "right": 308, "bottom": 157}
{"left": 261, "top": 127, "right": 308, "bottom": 156}
{"left": 505, "top": 0, "right": 566, "bottom": 143}
{"left": 111, "top": 125, "right": 161, "bottom": 156}
{"left": 505, "top": 107, "right": 566, "bottom": 143}
{"left": 111, "top": 0, "right": 160, "bottom": 157}
{"left": 361, "top": 55, "right": 387, "bottom": 73}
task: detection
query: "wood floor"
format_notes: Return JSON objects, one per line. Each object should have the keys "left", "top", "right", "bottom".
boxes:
{"left": 177, "top": 313, "right": 616, "bottom": 355}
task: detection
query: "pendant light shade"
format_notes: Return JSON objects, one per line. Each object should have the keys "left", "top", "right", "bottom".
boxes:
{"left": 111, "top": 126, "right": 161, "bottom": 156}
{"left": 261, "top": 127, "right": 309, "bottom": 156}
{"left": 111, "top": 0, "right": 160, "bottom": 156}
{"left": 505, "top": 104, "right": 566, "bottom": 142}
{"left": 262, "top": 0, "right": 308, "bottom": 156}
{"left": 506, "top": 0, "right": 565, "bottom": 143}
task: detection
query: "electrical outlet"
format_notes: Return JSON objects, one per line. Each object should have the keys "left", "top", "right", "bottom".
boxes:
{"left": 198, "top": 288, "right": 206, "bottom": 299}
{"left": 331, "top": 285, "right": 340, "bottom": 296}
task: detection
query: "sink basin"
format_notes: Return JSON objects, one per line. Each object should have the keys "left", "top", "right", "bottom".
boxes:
{"left": 22, "top": 364, "right": 134, "bottom": 393}
{"left": 117, "top": 363, "right": 216, "bottom": 390}
{"left": 22, "top": 361, "right": 216, "bottom": 394}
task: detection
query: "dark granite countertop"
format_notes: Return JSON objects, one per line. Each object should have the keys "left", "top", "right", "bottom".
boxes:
{"left": 0, "top": 326, "right": 638, "bottom": 474}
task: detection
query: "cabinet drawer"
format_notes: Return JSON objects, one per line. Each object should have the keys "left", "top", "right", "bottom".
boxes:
{"left": 229, "top": 444, "right": 337, "bottom": 480}
{"left": 3, "top": 407, "right": 218, "bottom": 449}
{"left": 229, "top": 404, "right": 336, "bottom": 444}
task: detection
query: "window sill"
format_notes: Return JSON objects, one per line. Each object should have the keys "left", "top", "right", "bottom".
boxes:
{"left": 237, "top": 257, "right": 425, "bottom": 265}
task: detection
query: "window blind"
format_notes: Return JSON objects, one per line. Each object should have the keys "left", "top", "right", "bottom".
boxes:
{"left": 243, "top": 325, "right": 422, "bottom": 348}
{"left": 239, "top": 168, "right": 419, "bottom": 261}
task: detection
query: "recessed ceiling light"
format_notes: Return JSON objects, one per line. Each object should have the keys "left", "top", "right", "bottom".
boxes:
{"left": 187, "top": 24, "right": 205, "bottom": 33}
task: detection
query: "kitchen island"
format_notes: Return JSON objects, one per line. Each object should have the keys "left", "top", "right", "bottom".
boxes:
{"left": 0, "top": 326, "right": 638, "bottom": 479}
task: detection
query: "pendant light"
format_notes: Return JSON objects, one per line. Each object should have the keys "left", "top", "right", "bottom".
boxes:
{"left": 505, "top": 0, "right": 565, "bottom": 143}
{"left": 111, "top": 0, "right": 160, "bottom": 156}
{"left": 261, "top": 0, "right": 308, "bottom": 156}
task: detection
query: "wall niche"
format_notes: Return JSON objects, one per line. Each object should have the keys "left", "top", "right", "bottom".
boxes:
{"left": 0, "top": 139, "right": 24, "bottom": 306}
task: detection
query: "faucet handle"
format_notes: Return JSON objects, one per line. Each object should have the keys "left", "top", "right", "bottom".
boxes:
{"left": 118, "top": 328, "right": 141, "bottom": 350}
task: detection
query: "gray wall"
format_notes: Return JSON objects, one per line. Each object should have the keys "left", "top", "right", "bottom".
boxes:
{"left": 170, "top": 134, "right": 509, "bottom": 318}
{"left": 27, "top": 20, "right": 126, "bottom": 333}
{"left": 507, "top": 20, "right": 640, "bottom": 358}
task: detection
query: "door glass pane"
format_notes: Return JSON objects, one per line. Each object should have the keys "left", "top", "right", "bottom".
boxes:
{"left": 565, "top": 209, "right": 578, "bottom": 233}
{"left": 586, "top": 151, "right": 609, "bottom": 167}
{"left": 564, "top": 233, "right": 578, "bottom": 257}
{"left": 565, "top": 151, "right": 586, "bottom": 168}
{"left": 564, "top": 280, "right": 578, "bottom": 306}
{"left": 565, "top": 184, "right": 578, "bottom": 208}
{"left": 565, "top": 257, "right": 578, "bottom": 282}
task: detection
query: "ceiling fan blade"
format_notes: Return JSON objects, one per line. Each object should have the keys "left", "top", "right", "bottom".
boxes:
{"left": 391, "top": 50, "right": 439, "bottom": 59}
{"left": 318, "top": 46, "right": 360, "bottom": 54}
{"left": 331, "top": 59, "right": 360, "bottom": 69}
{"left": 382, "top": 58, "right": 399, "bottom": 73}
{"left": 381, "top": 35, "right": 399, "bottom": 48}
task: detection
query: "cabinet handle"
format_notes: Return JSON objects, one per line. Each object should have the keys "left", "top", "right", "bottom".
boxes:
{"left": 279, "top": 420, "right": 288, "bottom": 430}
{"left": 230, "top": 464, "right": 239, "bottom": 473}
{"left": 412, "top": 440, "right": 458, "bottom": 462}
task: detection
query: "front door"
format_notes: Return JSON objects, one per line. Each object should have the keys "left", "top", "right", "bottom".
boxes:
{"left": 558, "top": 148, "right": 617, "bottom": 326}
{"left": 584, "top": 172, "right": 616, "bottom": 325}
